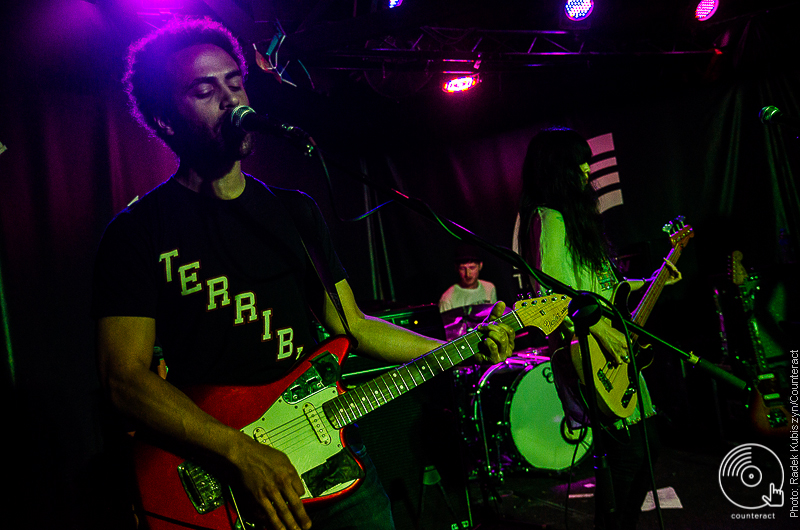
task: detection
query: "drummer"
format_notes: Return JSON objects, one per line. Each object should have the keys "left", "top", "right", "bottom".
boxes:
{"left": 438, "top": 245, "right": 497, "bottom": 313}
{"left": 439, "top": 245, "right": 498, "bottom": 341}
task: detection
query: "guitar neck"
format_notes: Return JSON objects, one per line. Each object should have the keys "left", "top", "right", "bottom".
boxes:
{"left": 631, "top": 246, "right": 683, "bottom": 328}
{"left": 324, "top": 310, "right": 525, "bottom": 430}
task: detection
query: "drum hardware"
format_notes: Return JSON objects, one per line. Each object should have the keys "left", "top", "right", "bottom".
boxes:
{"left": 453, "top": 353, "right": 593, "bottom": 484}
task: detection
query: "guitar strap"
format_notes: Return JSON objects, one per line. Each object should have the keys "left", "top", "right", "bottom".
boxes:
{"left": 256, "top": 180, "right": 358, "bottom": 349}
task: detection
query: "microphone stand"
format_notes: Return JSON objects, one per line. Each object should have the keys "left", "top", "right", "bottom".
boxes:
{"left": 568, "top": 294, "right": 616, "bottom": 520}
{"left": 303, "top": 143, "right": 748, "bottom": 392}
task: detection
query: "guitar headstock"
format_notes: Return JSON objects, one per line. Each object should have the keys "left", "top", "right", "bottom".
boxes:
{"left": 662, "top": 215, "right": 694, "bottom": 250}
{"left": 729, "top": 250, "right": 747, "bottom": 286}
{"left": 513, "top": 294, "right": 571, "bottom": 335}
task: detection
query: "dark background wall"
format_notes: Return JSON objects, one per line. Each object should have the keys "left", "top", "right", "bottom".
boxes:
{"left": 1, "top": 1, "right": 798, "bottom": 528}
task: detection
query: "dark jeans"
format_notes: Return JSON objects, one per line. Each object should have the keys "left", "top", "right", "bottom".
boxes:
{"left": 306, "top": 439, "right": 395, "bottom": 530}
{"left": 594, "top": 417, "right": 660, "bottom": 530}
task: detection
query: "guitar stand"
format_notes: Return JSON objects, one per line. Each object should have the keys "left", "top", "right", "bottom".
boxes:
{"left": 568, "top": 293, "right": 617, "bottom": 521}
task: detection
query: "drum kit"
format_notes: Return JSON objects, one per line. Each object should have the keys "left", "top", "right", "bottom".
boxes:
{"left": 452, "top": 347, "right": 594, "bottom": 483}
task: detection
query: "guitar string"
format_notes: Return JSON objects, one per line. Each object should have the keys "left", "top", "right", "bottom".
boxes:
{"left": 251, "top": 336, "right": 482, "bottom": 448}
{"left": 253, "top": 338, "right": 479, "bottom": 449}
{"left": 243, "top": 304, "right": 560, "bottom": 451}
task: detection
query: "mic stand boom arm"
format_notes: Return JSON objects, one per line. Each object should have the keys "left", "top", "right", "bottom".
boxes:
{"left": 309, "top": 144, "right": 747, "bottom": 391}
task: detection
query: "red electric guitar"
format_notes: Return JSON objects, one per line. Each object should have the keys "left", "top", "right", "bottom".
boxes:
{"left": 729, "top": 251, "right": 790, "bottom": 437}
{"left": 133, "top": 295, "right": 571, "bottom": 530}
{"left": 559, "top": 216, "right": 693, "bottom": 419}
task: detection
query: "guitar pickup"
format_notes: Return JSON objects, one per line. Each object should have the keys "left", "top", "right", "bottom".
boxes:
{"left": 304, "top": 403, "right": 332, "bottom": 445}
{"left": 621, "top": 387, "right": 637, "bottom": 408}
{"left": 596, "top": 369, "right": 613, "bottom": 392}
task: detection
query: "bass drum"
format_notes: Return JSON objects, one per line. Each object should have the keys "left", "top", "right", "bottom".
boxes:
{"left": 471, "top": 357, "right": 592, "bottom": 474}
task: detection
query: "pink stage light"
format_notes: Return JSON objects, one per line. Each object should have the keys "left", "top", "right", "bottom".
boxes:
{"left": 442, "top": 74, "right": 480, "bottom": 93}
{"left": 136, "top": 0, "right": 185, "bottom": 11}
{"left": 564, "top": 0, "right": 594, "bottom": 21}
{"left": 695, "top": 0, "right": 719, "bottom": 21}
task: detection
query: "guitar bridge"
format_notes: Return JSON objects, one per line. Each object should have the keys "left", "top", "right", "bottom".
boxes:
{"left": 176, "top": 460, "right": 224, "bottom": 515}
{"left": 767, "top": 408, "right": 789, "bottom": 429}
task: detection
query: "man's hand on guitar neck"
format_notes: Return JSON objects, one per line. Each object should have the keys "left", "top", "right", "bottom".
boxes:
{"left": 473, "top": 301, "right": 516, "bottom": 364}
{"left": 228, "top": 437, "right": 312, "bottom": 530}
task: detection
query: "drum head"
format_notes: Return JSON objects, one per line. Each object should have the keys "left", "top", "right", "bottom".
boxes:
{"left": 508, "top": 362, "right": 593, "bottom": 471}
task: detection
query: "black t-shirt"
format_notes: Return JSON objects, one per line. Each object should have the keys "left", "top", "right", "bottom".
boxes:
{"left": 92, "top": 175, "right": 347, "bottom": 387}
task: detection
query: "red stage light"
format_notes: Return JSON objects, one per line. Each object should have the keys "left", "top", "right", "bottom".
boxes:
{"left": 695, "top": 0, "right": 719, "bottom": 21}
{"left": 442, "top": 74, "right": 480, "bottom": 93}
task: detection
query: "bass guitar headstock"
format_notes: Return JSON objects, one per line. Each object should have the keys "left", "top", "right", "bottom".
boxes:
{"left": 662, "top": 215, "right": 694, "bottom": 251}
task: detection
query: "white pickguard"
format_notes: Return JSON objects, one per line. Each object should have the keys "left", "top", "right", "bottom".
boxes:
{"left": 239, "top": 385, "right": 358, "bottom": 498}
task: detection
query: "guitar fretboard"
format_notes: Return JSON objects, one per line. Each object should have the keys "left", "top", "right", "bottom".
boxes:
{"left": 632, "top": 227, "right": 692, "bottom": 329}
{"left": 323, "top": 311, "right": 526, "bottom": 430}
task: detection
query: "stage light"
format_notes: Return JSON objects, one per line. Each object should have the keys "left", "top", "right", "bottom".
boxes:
{"left": 564, "top": 0, "right": 594, "bottom": 21}
{"left": 695, "top": 0, "right": 719, "bottom": 21}
{"left": 388, "top": 0, "right": 403, "bottom": 8}
{"left": 442, "top": 74, "right": 480, "bottom": 93}
{"left": 136, "top": 0, "right": 185, "bottom": 11}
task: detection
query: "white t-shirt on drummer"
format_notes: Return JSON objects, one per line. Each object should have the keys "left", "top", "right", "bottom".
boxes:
{"left": 439, "top": 280, "right": 497, "bottom": 313}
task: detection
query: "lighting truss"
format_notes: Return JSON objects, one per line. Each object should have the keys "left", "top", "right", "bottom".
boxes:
{"left": 297, "top": 26, "right": 719, "bottom": 74}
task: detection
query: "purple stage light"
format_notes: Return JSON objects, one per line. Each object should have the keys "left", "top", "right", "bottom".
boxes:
{"left": 442, "top": 74, "right": 480, "bottom": 93}
{"left": 695, "top": 0, "right": 719, "bottom": 21}
{"left": 137, "top": 0, "right": 185, "bottom": 11}
{"left": 565, "top": 0, "right": 594, "bottom": 21}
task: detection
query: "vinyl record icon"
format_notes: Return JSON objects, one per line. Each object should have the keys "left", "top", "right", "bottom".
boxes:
{"left": 718, "top": 443, "right": 784, "bottom": 509}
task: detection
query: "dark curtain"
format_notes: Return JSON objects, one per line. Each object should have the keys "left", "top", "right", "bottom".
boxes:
{"left": 2, "top": 2, "right": 797, "bottom": 528}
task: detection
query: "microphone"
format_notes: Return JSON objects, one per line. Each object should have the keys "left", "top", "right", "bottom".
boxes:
{"left": 228, "top": 105, "right": 315, "bottom": 146}
{"left": 759, "top": 105, "right": 800, "bottom": 129}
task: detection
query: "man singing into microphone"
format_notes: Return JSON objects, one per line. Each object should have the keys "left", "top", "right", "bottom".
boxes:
{"left": 92, "top": 18, "right": 515, "bottom": 530}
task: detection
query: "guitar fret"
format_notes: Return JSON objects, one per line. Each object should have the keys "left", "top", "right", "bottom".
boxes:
{"left": 373, "top": 379, "right": 389, "bottom": 405}
{"left": 367, "top": 379, "right": 387, "bottom": 406}
{"left": 387, "top": 370, "right": 404, "bottom": 395}
{"left": 354, "top": 386, "right": 374, "bottom": 415}
{"left": 323, "top": 401, "right": 344, "bottom": 430}
{"left": 378, "top": 374, "right": 397, "bottom": 400}
{"left": 463, "top": 338, "right": 478, "bottom": 359}
{"left": 343, "top": 392, "right": 365, "bottom": 421}
{"left": 405, "top": 362, "right": 423, "bottom": 387}
{"left": 417, "top": 353, "right": 434, "bottom": 375}
{"left": 431, "top": 350, "right": 445, "bottom": 372}
{"left": 443, "top": 342, "right": 461, "bottom": 366}
{"left": 398, "top": 366, "right": 417, "bottom": 390}
{"left": 337, "top": 396, "right": 356, "bottom": 425}
{"left": 409, "top": 361, "right": 428, "bottom": 386}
